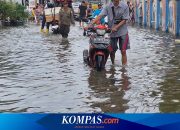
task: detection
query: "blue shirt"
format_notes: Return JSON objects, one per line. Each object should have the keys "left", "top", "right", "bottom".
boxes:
{"left": 93, "top": 9, "right": 105, "bottom": 24}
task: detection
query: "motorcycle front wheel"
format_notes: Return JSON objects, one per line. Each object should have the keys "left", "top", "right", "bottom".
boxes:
{"left": 96, "top": 55, "right": 103, "bottom": 71}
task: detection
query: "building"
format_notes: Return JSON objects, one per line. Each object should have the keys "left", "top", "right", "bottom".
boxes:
{"left": 123, "top": 0, "right": 179, "bottom": 36}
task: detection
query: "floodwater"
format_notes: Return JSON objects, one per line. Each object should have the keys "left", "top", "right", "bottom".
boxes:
{"left": 0, "top": 24, "right": 179, "bottom": 113}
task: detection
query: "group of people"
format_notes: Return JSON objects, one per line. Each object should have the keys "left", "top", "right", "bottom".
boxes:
{"left": 39, "top": 0, "right": 74, "bottom": 39}
{"left": 38, "top": 0, "right": 105, "bottom": 38}
{"left": 30, "top": 1, "right": 53, "bottom": 32}
{"left": 78, "top": 1, "right": 105, "bottom": 27}
{"left": 37, "top": 0, "right": 131, "bottom": 66}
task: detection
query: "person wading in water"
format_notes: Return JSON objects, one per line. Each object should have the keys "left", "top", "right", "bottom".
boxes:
{"left": 59, "top": 0, "right": 75, "bottom": 42}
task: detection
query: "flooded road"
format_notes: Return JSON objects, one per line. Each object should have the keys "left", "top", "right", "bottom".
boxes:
{"left": 0, "top": 24, "right": 179, "bottom": 113}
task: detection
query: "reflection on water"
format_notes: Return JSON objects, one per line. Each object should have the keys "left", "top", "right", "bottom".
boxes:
{"left": 88, "top": 66, "right": 130, "bottom": 112}
{"left": 0, "top": 24, "right": 179, "bottom": 113}
{"left": 159, "top": 47, "right": 180, "bottom": 112}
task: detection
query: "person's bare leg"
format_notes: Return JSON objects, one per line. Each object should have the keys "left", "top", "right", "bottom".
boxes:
{"left": 121, "top": 50, "right": 127, "bottom": 65}
{"left": 110, "top": 52, "right": 115, "bottom": 64}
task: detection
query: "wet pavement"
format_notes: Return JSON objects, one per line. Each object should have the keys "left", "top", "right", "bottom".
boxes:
{"left": 0, "top": 24, "right": 179, "bottom": 113}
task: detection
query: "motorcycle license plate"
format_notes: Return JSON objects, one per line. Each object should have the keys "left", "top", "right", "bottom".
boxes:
{"left": 93, "top": 37, "right": 110, "bottom": 44}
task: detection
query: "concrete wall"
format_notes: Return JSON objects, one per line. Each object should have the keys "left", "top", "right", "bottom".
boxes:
{"left": 130, "top": 0, "right": 180, "bottom": 36}
{"left": 177, "top": 0, "right": 180, "bottom": 36}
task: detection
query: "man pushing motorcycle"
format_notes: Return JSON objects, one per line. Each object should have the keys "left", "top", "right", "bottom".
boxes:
{"left": 89, "top": 0, "right": 130, "bottom": 66}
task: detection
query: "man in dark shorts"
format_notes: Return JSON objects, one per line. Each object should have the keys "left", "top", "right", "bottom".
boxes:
{"left": 78, "top": 1, "right": 87, "bottom": 27}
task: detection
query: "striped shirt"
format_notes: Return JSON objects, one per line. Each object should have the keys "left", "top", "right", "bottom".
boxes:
{"left": 100, "top": 1, "right": 129, "bottom": 37}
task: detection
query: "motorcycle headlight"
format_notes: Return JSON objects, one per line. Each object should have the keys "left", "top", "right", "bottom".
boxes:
{"left": 96, "top": 29, "right": 106, "bottom": 36}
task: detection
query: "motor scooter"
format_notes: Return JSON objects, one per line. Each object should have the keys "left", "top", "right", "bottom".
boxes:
{"left": 51, "top": 20, "right": 59, "bottom": 34}
{"left": 83, "top": 24, "right": 112, "bottom": 71}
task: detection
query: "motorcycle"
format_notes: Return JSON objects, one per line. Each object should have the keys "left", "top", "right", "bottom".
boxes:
{"left": 83, "top": 24, "right": 112, "bottom": 71}
{"left": 51, "top": 20, "right": 59, "bottom": 34}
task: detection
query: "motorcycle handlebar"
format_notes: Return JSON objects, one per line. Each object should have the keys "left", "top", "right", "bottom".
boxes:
{"left": 84, "top": 27, "right": 112, "bottom": 34}
{"left": 85, "top": 24, "right": 111, "bottom": 31}
{"left": 106, "top": 28, "right": 112, "bottom": 33}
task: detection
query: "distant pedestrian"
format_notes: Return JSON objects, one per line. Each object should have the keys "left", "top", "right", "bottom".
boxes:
{"left": 127, "top": 1, "right": 131, "bottom": 23}
{"left": 127, "top": 1, "right": 130, "bottom": 15}
{"left": 59, "top": 1, "right": 75, "bottom": 42}
{"left": 130, "top": 4, "right": 135, "bottom": 24}
{"left": 35, "top": 4, "right": 41, "bottom": 24}
{"left": 86, "top": 3, "right": 93, "bottom": 18}
{"left": 40, "top": 6, "right": 46, "bottom": 32}
{"left": 78, "top": 1, "right": 87, "bottom": 27}
{"left": 138, "top": 2, "right": 143, "bottom": 25}
{"left": 92, "top": 3, "right": 105, "bottom": 24}
{"left": 32, "top": 8, "right": 36, "bottom": 22}
{"left": 45, "top": 1, "right": 55, "bottom": 34}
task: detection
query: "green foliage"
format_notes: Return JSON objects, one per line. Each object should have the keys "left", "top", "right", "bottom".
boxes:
{"left": 0, "top": 0, "right": 28, "bottom": 20}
